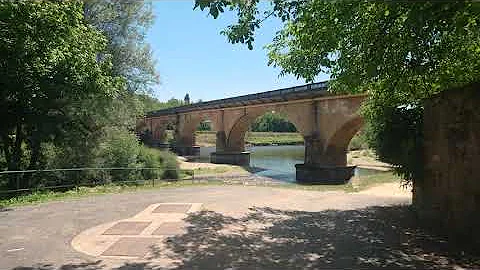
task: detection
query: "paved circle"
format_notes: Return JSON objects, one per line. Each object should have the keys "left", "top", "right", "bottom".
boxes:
{"left": 71, "top": 203, "right": 202, "bottom": 261}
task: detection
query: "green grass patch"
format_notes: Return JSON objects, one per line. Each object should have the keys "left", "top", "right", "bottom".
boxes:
{"left": 351, "top": 171, "right": 403, "bottom": 191}
{"left": 192, "top": 131, "right": 304, "bottom": 146}
{"left": 191, "top": 166, "right": 247, "bottom": 175}
{"left": 0, "top": 180, "right": 226, "bottom": 207}
{"left": 245, "top": 132, "right": 304, "bottom": 145}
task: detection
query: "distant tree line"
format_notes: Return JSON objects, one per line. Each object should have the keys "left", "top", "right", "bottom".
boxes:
{"left": 137, "top": 95, "right": 185, "bottom": 113}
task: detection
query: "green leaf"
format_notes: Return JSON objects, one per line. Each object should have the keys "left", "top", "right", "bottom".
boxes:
{"left": 210, "top": 6, "right": 219, "bottom": 19}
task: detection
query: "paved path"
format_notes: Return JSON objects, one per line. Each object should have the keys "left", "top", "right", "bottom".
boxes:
{"left": 0, "top": 184, "right": 478, "bottom": 269}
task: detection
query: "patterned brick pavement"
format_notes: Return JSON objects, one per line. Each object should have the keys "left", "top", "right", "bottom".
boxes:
{"left": 71, "top": 203, "right": 202, "bottom": 261}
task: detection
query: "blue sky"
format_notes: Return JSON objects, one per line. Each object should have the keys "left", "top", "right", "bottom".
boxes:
{"left": 147, "top": 1, "right": 329, "bottom": 102}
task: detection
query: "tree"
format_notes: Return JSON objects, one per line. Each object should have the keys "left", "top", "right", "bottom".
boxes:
{"left": 84, "top": 0, "right": 158, "bottom": 94}
{"left": 165, "top": 98, "right": 184, "bottom": 108}
{"left": 0, "top": 1, "right": 122, "bottom": 184}
{"left": 137, "top": 95, "right": 185, "bottom": 113}
{"left": 251, "top": 113, "right": 297, "bottom": 132}
{"left": 195, "top": 1, "right": 480, "bottom": 181}
{"left": 197, "top": 121, "right": 212, "bottom": 131}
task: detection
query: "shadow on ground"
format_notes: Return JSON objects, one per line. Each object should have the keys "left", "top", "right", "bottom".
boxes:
{"left": 12, "top": 205, "right": 480, "bottom": 270}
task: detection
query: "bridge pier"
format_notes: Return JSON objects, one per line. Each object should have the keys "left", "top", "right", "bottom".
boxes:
{"left": 149, "top": 140, "right": 170, "bottom": 151}
{"left": 296, "top": 135, "right": 355, "bottom": 184}
{"left": 210, "top": 151, "right": 250, "bottom": 166}
{"left": 210, "top": 130, "right": 250, "bottom": 165}
{"left": 295, "top": 164, "right": 355, "bottom": 184}
{"left": 174, "top": 145, "right": 200, "bottom": 156}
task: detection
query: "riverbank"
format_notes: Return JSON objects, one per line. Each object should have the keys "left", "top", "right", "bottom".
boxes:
{"left": 194, "top": 131, "right": 304, "bottom": 147}
{"left": 181, "top": 147, "right": 391, "bottom": 173}
{"left": 347, "top": 149, "right": 392, "bottom": 171}
{"left": 177, "top": 156, "right": 250, "bottom": 175}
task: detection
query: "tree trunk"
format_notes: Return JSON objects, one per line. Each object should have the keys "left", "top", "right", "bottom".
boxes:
{"left": 25, "top": 131, "right": 41, "bottom": 189}
{"left": 7, "top": 123, "right": 24, "bottom": 189}
{"left": 11, "top": 123, "right": 23, "bottom": 171}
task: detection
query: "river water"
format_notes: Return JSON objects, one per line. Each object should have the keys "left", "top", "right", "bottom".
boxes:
{"left": 198, "top": 145, "right": 384, "bottom": 182}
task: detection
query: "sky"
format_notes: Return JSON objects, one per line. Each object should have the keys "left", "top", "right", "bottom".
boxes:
{"left": 147, "top": 1, "right": 329, "bottom": 102}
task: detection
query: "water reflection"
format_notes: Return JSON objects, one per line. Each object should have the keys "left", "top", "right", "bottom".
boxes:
{"left": 198, "top": 145, "right": 383, "bottom": 183}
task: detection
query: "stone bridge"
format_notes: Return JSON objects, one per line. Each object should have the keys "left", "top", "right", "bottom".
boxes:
{"left": 137, "top": 82, "right": 366, "bottom": 183}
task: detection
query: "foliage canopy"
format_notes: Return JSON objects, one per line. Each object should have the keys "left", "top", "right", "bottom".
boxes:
{"left": 0, "top": 1, "right": 121, "bottom": 173}
{"left": 195, "top": 0, "right": 480, "bottom": 181}
{"left": 0, "top": 1, "right": 177, "bottom": 191}
{"left": 84, "top": 0, "right": 158, "bottom": 93}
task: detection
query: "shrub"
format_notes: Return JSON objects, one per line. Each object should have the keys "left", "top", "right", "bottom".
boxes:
{"left": 365, "top": 105, "right": 424, "bottom": 184}
{"left": 97, "top": 129, "right": 180, "bottom": 182}
{"left": 348, "top": 130, "right": 369, "bottom": 151}
{"left": 158, "top": 151, "right": 179, "bottom": 179}
{"left": 97, "top": 128, "right": 140, "bottom": 182}
{"left": 137, "top": 146, "right": 163, "bottom": 180}
{"left": 0, "top": 128, "right": 181, "bottom": 196}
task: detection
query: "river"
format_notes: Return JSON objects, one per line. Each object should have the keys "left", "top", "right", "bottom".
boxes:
{"left": 198, "top": 145, "right": 384, "bottom": 182}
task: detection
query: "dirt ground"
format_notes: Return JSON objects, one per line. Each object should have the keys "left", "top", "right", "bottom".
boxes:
{"left": 177, "top": 157, "right": 240, "bottom": 171}
{"left": 347, "top": 150, "right": 392, "bottom": 171}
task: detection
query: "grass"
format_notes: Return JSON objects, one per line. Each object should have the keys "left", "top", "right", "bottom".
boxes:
{"left": 0, "top": 180, "right": 226, "bottom": 207}
{"left": 351, "top": 171, "right": 404, "bottom": 191}
{"left": 0, "top": 171, "right": 402, "bottom": 208}
{"left": 245, "top": 132, "right": 304, "bottom": 146}
{"left": 191, "top": 165, "right": 248, "bottom": 175}
{"left": 191, "top": 131, "right": 304, "bottom": 146}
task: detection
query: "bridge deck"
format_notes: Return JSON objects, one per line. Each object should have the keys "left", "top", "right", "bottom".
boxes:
{"left": 147, "top": 81, "right": 330, "bottom": 117}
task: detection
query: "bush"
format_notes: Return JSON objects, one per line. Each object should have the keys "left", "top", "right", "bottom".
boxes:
{"left": 97, "top": 129, "right": 180, "bottom": 181}
{"left": 137, "top": 146, "right": 163, "bottom": 180}
{"left": 365, "top": 105, "right": 424, "bottom": 184}
{"left": 97, "top": 128, "right": 140, "bottom": 182}
{"left": 158, "top": 151, "right": 179, "bottom": 179}
{"left": 348, "top": 130, "right": 369, "bottom": 151}
{"left": 98, "top": 128, "right": 139, "bottom": 168}
{"left": 0, "top": 128, "right": 181, "bottom": 197}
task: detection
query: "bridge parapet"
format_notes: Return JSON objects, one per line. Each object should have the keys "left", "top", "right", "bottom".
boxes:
{"left": 147, "top": 82, "right": 329, "bottom": 117}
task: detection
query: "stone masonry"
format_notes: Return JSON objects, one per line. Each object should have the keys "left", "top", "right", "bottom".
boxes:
{"left": 417, "top": 83, "right": 480, "bottom": 245}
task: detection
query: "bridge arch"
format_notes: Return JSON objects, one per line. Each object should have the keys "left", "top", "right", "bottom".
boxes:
{"left": 153, "top": 124, "right": 166, "bottom": 141}
{"left": 225, "top": 106, "right": 305, "bottom": 152}
{"left": 324, "top": 115, "right": 364, "bottom": 166}
{"left": 177, "top": 112, "right": 219, "bottom": 145}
